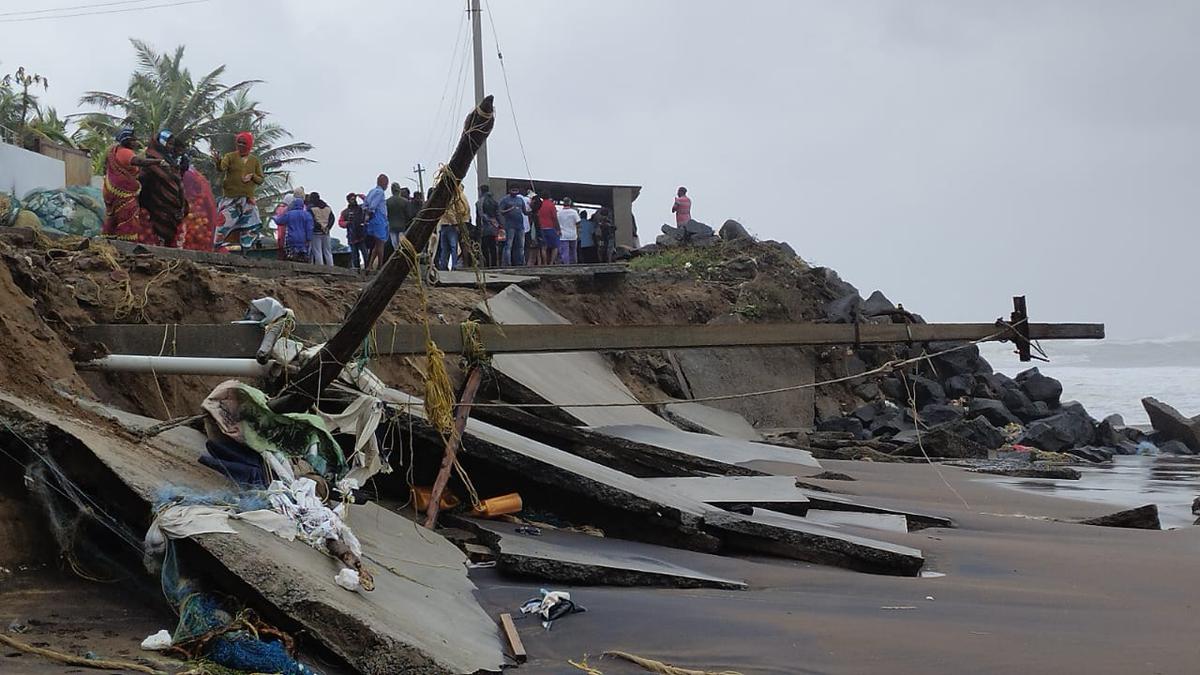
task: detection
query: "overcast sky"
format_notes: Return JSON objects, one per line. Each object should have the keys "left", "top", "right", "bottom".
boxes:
{"left": 6, "top": 0, "right": 1199, "bottom": 339}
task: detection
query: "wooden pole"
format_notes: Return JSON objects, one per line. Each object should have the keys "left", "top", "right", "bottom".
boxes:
{"left": 423, "top": 366, "right": 484, "bottom": 529}
{"left": 270, "top": 96, "right": 495, "bottom": 413}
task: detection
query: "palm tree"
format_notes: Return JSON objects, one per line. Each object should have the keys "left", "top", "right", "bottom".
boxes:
{"left": 193, "top": 90, "right": 314, "bottom": 210}
{"left": 72, "top": 39, "right": 313, "bottom": 196}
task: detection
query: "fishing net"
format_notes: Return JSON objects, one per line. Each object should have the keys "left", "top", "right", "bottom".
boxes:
{"left": 162, "top": 542, "right": 318, "bottom": 675}
{"left": 19, "top": 186, "right": 106, "bottom": 238}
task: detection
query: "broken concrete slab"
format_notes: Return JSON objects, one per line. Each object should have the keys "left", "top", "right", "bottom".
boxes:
{"left": 1079, "top": 504, "right": 1161, "bottom": 530}
{"left": 643, "top": 476, "right": 810, "bottom": 511}
{"left": 662, "top": 401, "right": 764, "bottom": 441}
{"left": 464, "top": 519, "right": 747, "bottom": 590}
{"left": 801, "top": 510, "right": 910, "bottom": 533}
{"left": 790, "top": 486, "right": 954, "bottom": 531}
{"left": 705, "top": 508, "right": 924, "bottom": 576}
{"left": 592, "top": 424, "right": 820, "bottom": 470}
{"left": 472, "top": 404, "right": 765, "bottom": 478}
{"left": 431, "top": 268, "right": 539, "bottom": 288}
{"left": 477, "top": 286, "right": 677, "bottom": 430}
{"left": 388, "top": 390, "right": 923, "bottom": 575}
{"left": 668, "top": 344, "right": 816, "bottom": 430}
{"left": 0, "top": 392, "right": 505, "bottom": 674}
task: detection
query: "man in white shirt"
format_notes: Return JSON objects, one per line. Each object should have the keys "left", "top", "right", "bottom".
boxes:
{"left": 556, "top": 198, "right": 581, "bottom": 265}
{"left": 522, "top": 189, "right": 538, "bottom": 265}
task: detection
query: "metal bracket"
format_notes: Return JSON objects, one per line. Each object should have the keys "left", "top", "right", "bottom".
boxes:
{"left": 1010, "top": 296, "right": 1032, "bottom": 362}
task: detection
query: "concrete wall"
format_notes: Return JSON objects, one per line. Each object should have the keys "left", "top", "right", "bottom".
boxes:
{"left": 0, "top": 141, "right": 65, "bottom": 196}
{"left": 612, "top": 186, "right": 636, "bottom": 248}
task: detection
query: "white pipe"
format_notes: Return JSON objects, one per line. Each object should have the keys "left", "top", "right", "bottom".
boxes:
{"left": 79, "top": 355, "right": 276, "bottom": 377}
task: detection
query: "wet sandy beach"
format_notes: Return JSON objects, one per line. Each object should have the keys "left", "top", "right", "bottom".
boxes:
{"left": 472, "top": 459, "right": 1200, "bottom": 674}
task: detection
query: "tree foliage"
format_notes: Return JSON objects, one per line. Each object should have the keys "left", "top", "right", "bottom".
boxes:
{"left": 72, "top": 39, "right": 313, "bottom": 200}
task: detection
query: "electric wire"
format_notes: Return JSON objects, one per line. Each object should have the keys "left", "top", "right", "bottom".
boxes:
{"left": 0, "top": 0, "right": 160, "bottom": 17}
{"left": 482, "top": 0, "right": 535, "bottom": 184}
{"left": 0, "top": 0, "right": 212, "bottom": 23}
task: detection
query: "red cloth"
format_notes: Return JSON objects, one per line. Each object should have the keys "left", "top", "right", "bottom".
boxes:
{"left": 537, "top": 199, "right": 558, "bottom": 230}
{"left": 235, "top": 131, "right": 254, "bottom": 156}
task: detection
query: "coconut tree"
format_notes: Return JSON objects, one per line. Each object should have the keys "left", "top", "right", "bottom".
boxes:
{"left": 72, "top": 38, "right": 313, "bottom": 194}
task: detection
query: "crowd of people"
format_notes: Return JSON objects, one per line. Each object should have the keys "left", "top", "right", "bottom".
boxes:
{"left": 100, "top": 126, "right": 679, "bottom": 272}
{"left": 273, "top": 181, "right": 625, "bottom": 273}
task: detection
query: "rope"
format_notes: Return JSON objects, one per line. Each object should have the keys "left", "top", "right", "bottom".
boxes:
{"left": 0, "top": 633, "right": 166, "bottom": 675}
{"left": 398, "top": 236, "right": 455, "bottom": 435}
{"left": 464, "top": 327, "right": 1017, "bottom": 409}
{"left": 569, "top": 655, "right": 605, "bottom": 674}
{"left": 603, "top": 651, "right": 744, "bottom": 675}
{"left": 900, "top": 370, "right": 972, "bottom": 511}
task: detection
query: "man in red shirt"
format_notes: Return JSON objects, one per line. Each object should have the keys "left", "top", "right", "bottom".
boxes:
{"left": 672, "top": 186, "right": 692, "bottom": 226}
{"left": 536, "top": 191, "right": 560, "bottom": 264}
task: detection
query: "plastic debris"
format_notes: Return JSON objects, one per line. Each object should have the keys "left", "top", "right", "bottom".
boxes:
{"left": 520, "top": 588, "right": 586, "bottom": 630}
{"left": 334, "top": 568, "right": 361, "bottom": 592}
{"left": 140, "top": 629, "right": 172, "bottom": 651}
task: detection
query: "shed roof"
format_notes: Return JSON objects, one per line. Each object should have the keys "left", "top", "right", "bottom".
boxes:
{"left": 490, "top": 177, "right": 642, "bottom": 204}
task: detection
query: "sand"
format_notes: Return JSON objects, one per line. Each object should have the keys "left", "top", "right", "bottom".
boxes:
{"left": 471, "top": 459, "right": 1200, "bottom": 674}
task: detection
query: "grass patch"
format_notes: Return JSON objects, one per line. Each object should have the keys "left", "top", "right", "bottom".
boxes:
{"left": 628, "top": 246, "right": 726, "bottom": 272}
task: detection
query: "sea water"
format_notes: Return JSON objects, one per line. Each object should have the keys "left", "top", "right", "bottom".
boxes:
{"left": 978, "top": 338, "right": 1200, "bottom": 524}
{"left": 980, "top": 337, "right": 1200, "bottom": 424}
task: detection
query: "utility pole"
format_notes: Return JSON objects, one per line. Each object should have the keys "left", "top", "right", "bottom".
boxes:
{"left": 470, "top": 0, "right": 489, "bottom": 191}
{"left": 413, "top": 163, "right": 426, "bottom": 194}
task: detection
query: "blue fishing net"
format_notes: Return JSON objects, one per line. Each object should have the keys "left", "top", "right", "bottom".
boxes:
{"left": 19, "top": 186, "right": 105, "bottom": 237}
{"left": 153, "top": 485, "right": 270, "bottom": 514}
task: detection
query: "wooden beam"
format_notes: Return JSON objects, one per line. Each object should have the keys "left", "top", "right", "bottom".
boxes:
{"left": 498, "top": 613, "right": 527, "bottom": 664}
{"left": 423, "top": 366, "right": 484, "bottom": 529}
{"left": 269, "top": 96, "right": 496, "bottom": 413}
{"left": 75, "top": 320, "right": 1105, "bottom": 359}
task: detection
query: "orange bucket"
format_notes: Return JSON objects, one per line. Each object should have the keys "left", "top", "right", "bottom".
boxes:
{"left": 471, "top": 493, "right": 523, "bottom": 518}
{"left": 412, "top": 486, "right": 461, "bottom": 512}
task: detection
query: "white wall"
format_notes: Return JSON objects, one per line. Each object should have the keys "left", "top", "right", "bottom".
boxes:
{"left": 0, "top": 142, "right": 65, "bottom": 197}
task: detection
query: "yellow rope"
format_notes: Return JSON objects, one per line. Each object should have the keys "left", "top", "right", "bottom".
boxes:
{"left": 603, "top": 651, "right": 743, "bottom": 675}
{"left": 0, "top": 633, "right": 167, "bottom": 675}
{"left": 398, "top": 236, "right": 455, "bottom": 435}
{"left": 569, "top": 655, "right": 604, "bottom": 674}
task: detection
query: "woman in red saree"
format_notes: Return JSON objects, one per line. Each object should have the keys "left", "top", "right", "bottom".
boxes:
{"left": 101, "top": 128, "right": 163, "bottom": 243}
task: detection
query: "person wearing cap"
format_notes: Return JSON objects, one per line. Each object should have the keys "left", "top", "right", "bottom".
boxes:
{"left": 672, "top": 186, "right": 692, "bottom": 226}
{"left": 138, "top": 129, "right": 189, "bottom": 246}
{"left": 101, "top": 128, "right": 166, "bottom": 243}
{"left": 213, "top": 131, "right": 265, "bottom": 250}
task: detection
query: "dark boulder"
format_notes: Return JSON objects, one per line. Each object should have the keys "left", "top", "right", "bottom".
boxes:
{"left": 811, "top": 267, "right": 859, "bottom": 300}
{"left": 815, "top": 416, "right": 865, "bottom": 439}
{"left": 1016, "top": 403, "right": 1096, "bottom": 452}
{"left": 869, "top": 410, "right": 911, "bottom": 438}
{"left": 949, "top": 416, "right": 1006, "bottom": 450}
{"left": 682, "top": 219, "right": 714, "bottom": 238}
{"left": 909, "top": 375, "right": 947, "bottom": 407}
{"left": 892, "top": 423, "right": 990, "bottom": 459}
{"left": 916, "top": 403, "right": 965, "bottom": 427}
{"left": 860, "top": 291, "right": 896, "bottom": 318}
{"left": 967, "top": 398, "right": 1021, "bottom": 427}
{"left": 973, "top": 372, "right": 1016, "bottom": 399}
{"left": 1064, "top": 445, "right": 1114, "bottom": 463}
{"left": 1079, "top": 504, "right": 1160, "bottom": 530}
{"left": 1156, "top": 439, "right": 1195, "bottom": 456}
{"left": 1000, "top": 389, "right": 1052, "bottom": 423}
{"left": 850, "top": 401, "right": 889, "bottom": 424}
{"left": 718, "top": 219, "right": 752, "bottom": 241}
{"left": 1016, "top": 367, "right": 1063, "bottom": 406}
{"left": 926, "top": 341, "right": 993, "bottom": 378}
{"left": 824, "top": 292, "right": 863, "bottom": 323}
{"left": 944, "top": 374, "right": 975, "bottom": 400}
{"left": 879, "top": 377, "right": 906, "bottom": 402}
{"left": 1141, "top": 397, "right": 1200, "bottom": 452}
{"left": 1097, "top": 414, "right": 1139, "bottom": 447}
{"left": 851, "top": 381, "right": 881, "bottom": 401}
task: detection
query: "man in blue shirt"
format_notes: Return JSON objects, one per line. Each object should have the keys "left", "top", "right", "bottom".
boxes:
{"left": 362, "top": 174, "right": 389, "bottom": 272}
{"left": 498, "top": 185, "right": 527, "bottom": 266}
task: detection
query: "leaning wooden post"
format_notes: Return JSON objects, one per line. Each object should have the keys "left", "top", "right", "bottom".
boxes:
{"left": 270, "top": 97, "right": 495, "bottom": 413}
{"left": 423, "top": 365, "right": 484, "bottom": 528}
